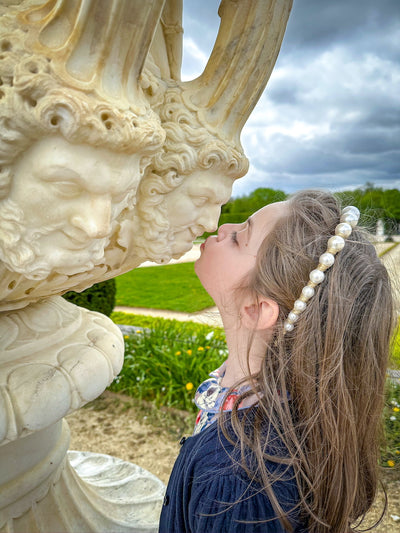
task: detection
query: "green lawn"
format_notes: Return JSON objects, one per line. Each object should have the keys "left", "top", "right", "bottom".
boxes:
{"left": 115, "top": 261, "right": 214, "bottom": 313}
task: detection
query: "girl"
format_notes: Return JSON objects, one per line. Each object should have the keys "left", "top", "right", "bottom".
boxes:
{"left": 159, "top": 190, "right": 395, "bottom": 533}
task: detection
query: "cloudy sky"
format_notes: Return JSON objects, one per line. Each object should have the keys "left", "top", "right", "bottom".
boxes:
{"left": 181, "top": 0, "right": 400, "bottom": 197}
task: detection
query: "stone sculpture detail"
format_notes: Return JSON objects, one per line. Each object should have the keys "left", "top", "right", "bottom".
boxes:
{"left": 375, "top": 219, "right": 386, "bottom": 243}
{"left": 0, "top": 1, "right": 293, "bottom": 531}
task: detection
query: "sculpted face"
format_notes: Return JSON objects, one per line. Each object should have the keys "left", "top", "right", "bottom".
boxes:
{"left": 163, "top": 170, "right": 235, "bottom": 258}
{"left": 0, "top": 136, "right": 140, "bottom": 280}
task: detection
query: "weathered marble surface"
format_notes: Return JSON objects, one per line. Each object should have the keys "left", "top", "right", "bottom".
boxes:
{"left": 0, "top": 1, "right": 293, "bottom": 531}
{"left": 0, "top": 0, "right": 292, "bottom": 310}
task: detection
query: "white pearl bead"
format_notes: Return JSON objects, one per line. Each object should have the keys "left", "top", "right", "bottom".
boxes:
{"left": 309, "top": 269, "right": 325, "bottom": 284}
{"left": 335, "top": 222, "right": 352, "bottom": 238}
{"left": 340, "top": 212, "right": 358, "bottom": 227}
{"left": 327, "top": 235, "right": 345, "bottom": 252}
{"left": 293, "top": 299, "right": 306, "bottom": 312}
{"left": 301, "top": 285, "right": 315, "bottom": 300}
{"left": 284, "top": 322, "right": 294, "bottom": 332}
{"left": 342, "top": 205, "right": 360, "bottom": 219}
{"left": 288, "top": 311, "right": 299, "bottom": 323}
{"left": 319, "top": 252, "right": 335, "bottom": 267}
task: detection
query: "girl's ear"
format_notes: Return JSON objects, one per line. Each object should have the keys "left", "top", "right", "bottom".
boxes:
{"left": 241, "top": 297, "right": 279, "bottom": 331}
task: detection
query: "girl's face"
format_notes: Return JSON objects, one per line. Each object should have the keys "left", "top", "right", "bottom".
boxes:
{"left": 195, "top": 201, "right": 288, "bottom": 307}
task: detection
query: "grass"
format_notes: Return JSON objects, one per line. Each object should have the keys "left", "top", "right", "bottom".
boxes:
{"left": 110, "top": 311, "right": 221, "bottom": 332}
{"left": 378, "top": 242, "right": 399, "bottom": 258}
{"left": 115, "top": 262, "right": 214, "bottom": 313}
{"left": 109, "top": 317, "right": 226, "bottom": 412}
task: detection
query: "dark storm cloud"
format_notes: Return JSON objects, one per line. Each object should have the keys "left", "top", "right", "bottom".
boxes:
{"left": 282, "top": 0, "right": 399, "bottom": 48}
{"left": 265, "top": 84, "right": 301, "bottom": 106}
{"left": 181, "top": 1, "right": 400, "bottom": 195}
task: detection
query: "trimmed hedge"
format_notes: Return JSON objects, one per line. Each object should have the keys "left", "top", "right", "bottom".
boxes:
{"left": 63, "top": 278, "right": 116, "bottom": 316}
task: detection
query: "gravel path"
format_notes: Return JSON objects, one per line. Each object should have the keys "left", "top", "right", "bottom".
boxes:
{"left": 380, "top": 243, "right": 400, "bottom": 312}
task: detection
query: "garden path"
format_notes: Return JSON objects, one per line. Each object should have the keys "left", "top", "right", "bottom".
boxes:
{"left": 380, "top": 243, "right": 400, "bottom": 313}
{"left": 114, "top": 243, "right": 224, "bottom": 327}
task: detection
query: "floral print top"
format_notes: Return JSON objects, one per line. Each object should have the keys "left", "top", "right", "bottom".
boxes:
{"left": 193, "top": 362, "right": 251, "bottom": 435}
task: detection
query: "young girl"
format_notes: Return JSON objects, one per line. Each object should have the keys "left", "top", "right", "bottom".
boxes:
{"left": 159, "top": 190, "right": 395, "bottom": 533}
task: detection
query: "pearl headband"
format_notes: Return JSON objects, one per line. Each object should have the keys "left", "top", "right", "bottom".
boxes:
{"left": 283, "top": 206, "right": 360, "bottom": 334}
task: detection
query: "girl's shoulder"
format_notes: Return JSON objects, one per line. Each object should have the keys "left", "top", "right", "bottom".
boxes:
{"left": 160, "top": 415, "right": 306, "bottom": 533}
{"left": 186, "top": 410, "right": 293, "bottom": 479}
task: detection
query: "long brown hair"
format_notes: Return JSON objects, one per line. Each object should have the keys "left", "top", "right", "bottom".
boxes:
{"left": 225, "top": 190, "right": 395, "bottom": 532}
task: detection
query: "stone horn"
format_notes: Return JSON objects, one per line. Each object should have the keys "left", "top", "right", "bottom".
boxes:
{"left": 18, "top": 0, "right": 166, "bottom": 105}
{"left": 182, "top": 0, "right": 293, "bottom": 146}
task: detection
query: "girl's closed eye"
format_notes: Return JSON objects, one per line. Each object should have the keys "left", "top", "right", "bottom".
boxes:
{"left": 231, "top": 231, "right": 238, "bottom": 245}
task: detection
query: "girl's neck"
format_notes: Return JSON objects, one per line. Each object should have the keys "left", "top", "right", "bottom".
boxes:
{"left": 220, "top": 319, "right": 265, "bottom": 388}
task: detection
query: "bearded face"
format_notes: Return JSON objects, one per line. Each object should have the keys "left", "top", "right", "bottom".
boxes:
{"left": 163, "top": 170, "right": 235, "bottom": 259}
{"left": 0, "top": 199, "right": 113, "bottom": 281}
{"left": 0, "top": 135, "right": 141, "bottom": 281}
{"left": 126, "top": 168, "right": 235, "bottom": 265}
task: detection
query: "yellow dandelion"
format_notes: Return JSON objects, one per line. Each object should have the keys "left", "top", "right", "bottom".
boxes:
{"left": 186, "top": 382, "right": 194, "bottom": 391}
{"left": 198, "top": 346, "right": 204, "bottom": 351}
{"left": 387, "top": 460, "right": 395, "bottom": 467}
{"left": 187, "top": 349, "right": 192, "bottom": 355}
{"left": 175, "top": 351, "right": 181, "bottom": 356}
{"left": 396, "top": 450, "right": 400, "bottom": 455}
{"left": 124, "top": 335, "right": 129, "bottom": 340}
{"left": 206, "top": 346, "right": 211, "bottom": 349}
{"left": 394, "top": 407, "right": 400, "bottom": 412}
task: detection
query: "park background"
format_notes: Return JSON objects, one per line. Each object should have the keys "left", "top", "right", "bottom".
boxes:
{"left": 65, "top": 184, "right": 400, "bottom": 530}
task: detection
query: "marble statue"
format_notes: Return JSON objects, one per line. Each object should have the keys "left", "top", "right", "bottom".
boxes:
{"left": 375, "top": 218, "right": 386, "bottom": 242}
{"left": 0, "top": 1, "right": 293, "bottom": 531}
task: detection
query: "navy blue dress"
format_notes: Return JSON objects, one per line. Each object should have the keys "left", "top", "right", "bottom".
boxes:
{"left": 159, "top": 412, "right": 308, "bottom": 533}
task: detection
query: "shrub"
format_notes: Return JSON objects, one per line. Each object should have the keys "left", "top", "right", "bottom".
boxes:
{"left": 63, "top": 278, "right": 116, "bottom": 316}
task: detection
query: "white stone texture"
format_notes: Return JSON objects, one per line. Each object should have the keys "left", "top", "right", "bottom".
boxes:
{"left": 0, "top": 0, "right": 293, "bottom": 530}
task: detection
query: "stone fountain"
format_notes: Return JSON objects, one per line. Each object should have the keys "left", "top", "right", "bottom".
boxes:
{"left": 0, "top": 1, "right": 292, "bottom": 531}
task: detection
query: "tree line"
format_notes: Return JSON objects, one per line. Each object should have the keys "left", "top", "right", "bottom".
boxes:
{"left": 219, "top": 183, "right": 400, "bottom": 235}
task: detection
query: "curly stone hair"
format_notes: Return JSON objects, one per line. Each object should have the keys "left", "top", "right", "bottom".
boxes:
{"left": 0, "top": 14, "right": 164, "bottom": 200}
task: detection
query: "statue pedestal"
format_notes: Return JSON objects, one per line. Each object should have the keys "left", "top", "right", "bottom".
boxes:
{"left": 0, "top": 421, "right": 164, "bottom": 532}
{"left": 0, "top": 298, "right": 165, "bottom": 532}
